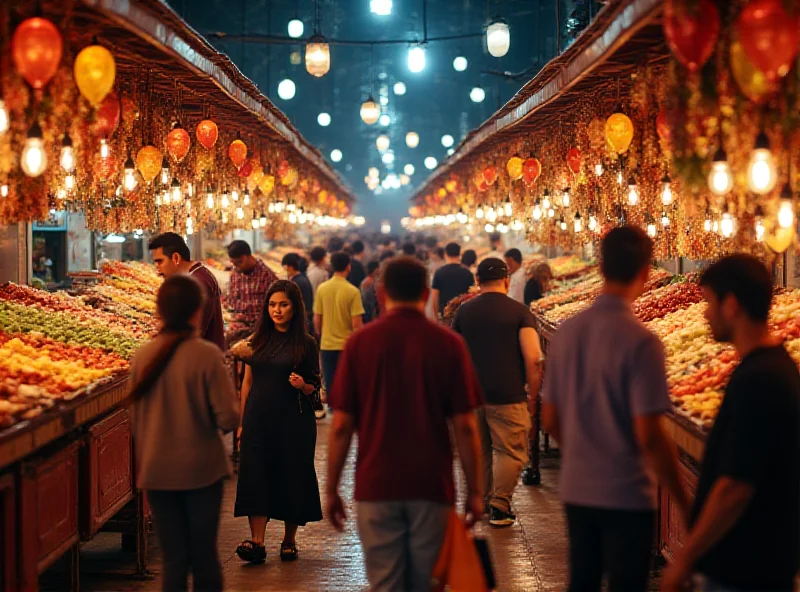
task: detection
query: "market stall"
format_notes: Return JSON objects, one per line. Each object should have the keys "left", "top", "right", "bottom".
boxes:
{"left": 0, "top": 0, "right": 357, "bottom": 588}
{"left": 409, "top": 0, "right": 800, "bottom": 562}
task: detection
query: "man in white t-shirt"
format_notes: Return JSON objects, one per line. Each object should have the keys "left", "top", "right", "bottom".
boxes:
{"left": 505, "top": 249, "right": 526, "bottom": 304}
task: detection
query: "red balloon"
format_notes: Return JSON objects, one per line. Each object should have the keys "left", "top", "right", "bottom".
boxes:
{"left": 11, "top": 17, "right": 62, "bottom": 89}
{"left": 656, "top": 109, "right": 671, "bottom": 142}
{"left": 483, "top": 165, "right": 498, "bottom": 185}
{"left": 737, "top": 0, "right": 800, "bottom": 82}
{"left": 663, "top": 0, "right": 719, "bottom": 73}
{"left": 238, "top": 159, "right": 254, "bottom": 178}
{"left": 522, "top": 158, "right": 541, "bottom": 184}
{"left": 91, "top": 91, "right": 120, "bottom": 137}
{"left": 166, "top": 127, "right": 191, "bottom": 162}
{"left": 565, "top": 148, "right": 582, "bottom": 174}
{"left": 277, "top": 160, "right": 290, "bottom": 179}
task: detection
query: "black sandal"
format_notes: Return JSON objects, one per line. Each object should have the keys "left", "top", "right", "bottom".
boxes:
{"left": 280, "top": 542, "right": 298, "bottom": 562}
{"left": 236, "top": 540, "right": 266, "bottom": 564}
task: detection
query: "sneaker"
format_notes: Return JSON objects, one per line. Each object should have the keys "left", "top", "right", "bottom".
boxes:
{"left": 314, "top": 408, "right": 327, "bottom": 420}
{"left": 489, "top": 506, "right": 516, "bottom": 528}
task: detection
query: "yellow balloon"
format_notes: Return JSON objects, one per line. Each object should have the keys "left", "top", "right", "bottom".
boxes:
{"left": 764, "top": 225, "right": 795, "bottom": 254}
{"left": 730, "top": 40, "right": 776, "bottom": 105}
{"left": 258, "top": 174, "right": 275, "bottom": 196}
{"left": 135, "top": 145, "right": 162, "bottom": 184}
{"left": 605, "top": 112, "right": 634, "bottom": 154}
{"left": 74, "top": 45, "right": 116, "bottom": 107}
{"left": 281, "top": 168, "right": 298, "bottom": 186}
{"left": 506, "top": 156, "right": 523, "bottom": 180}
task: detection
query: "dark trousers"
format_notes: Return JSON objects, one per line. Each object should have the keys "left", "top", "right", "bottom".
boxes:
{"left": 565, "top": 504, "right": 654, "bottom": 592}
{"left": 146, "top": 480, "right": 224, "bottom": 592}
{"left": 320, "top": 349, "right": 342, "bottom": 390}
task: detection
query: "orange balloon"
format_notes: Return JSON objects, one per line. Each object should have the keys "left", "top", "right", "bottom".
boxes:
{"left": 228, "top": 139, "right": 247, "bottom": 169}
{"left": 166, "top": 127, "right": 191, "bottom": 162}
{"left": 136, "top": 145, "right": 162, "bottom": 184}
{"left": 566, "top": 148, "right": 582, "bottom": 174}
{"left": 258, "top": 174, "right": 275, "bottom": 195}
{"left": 522, "top": 158, "right": 541, "bottom": 184}
{"left": 278, "top": 160, "right": 291, "bottom": 179}
{"left": 437, "top": 187, "right": 447, "bottom": 199}
{"left": 445, "top": 179, "right": 458, "bottom": 193}
{"left": 483, "top": 165, "right": 498, "bottom": 185}
{"left": 196, "top": 119, "right": 218, "bottom": 150}
{"left": 12, "top": 17, "right": 62, "bottom": 89}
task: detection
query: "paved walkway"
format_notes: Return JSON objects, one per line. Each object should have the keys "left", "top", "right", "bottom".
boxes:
{"left": 42, "top": 419, "right": 659, "bottom": 591}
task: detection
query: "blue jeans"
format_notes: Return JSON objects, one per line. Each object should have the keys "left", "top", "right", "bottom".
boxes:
{"left": 320, "top": 349, "right": 342, "bottom": 391}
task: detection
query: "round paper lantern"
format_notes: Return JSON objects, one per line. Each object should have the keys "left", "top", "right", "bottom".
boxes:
{"left": 228, "top": 139, "right": 247, "bottom": 169}
{"left": 506, "top": 157, "right": 523, "bottom": 180}
{"left": 196, "top": 119, "right": 218, "bottom": 150}
{"left": 737, "top": 0, "right": 800, "bottom": 82}
{"left": 74, "top": 44, "right": 116, "bottom": 106}
{"left": 483, "top": 165, "right": 498, "bottom": 185}
{"left": 656, "top": 109, "right": 671, "bottom": 142}
{"left": 605, "top": 112, "right": 634, "bottom": 154}
{"left": 12, "top": 17, "right": 62, "bottom": 89}
{"left": 258, "top": 174, "right": 275, "bottom": 196}
{"left": 565, "top": 148, "right": 582, "bottom": 174}
{"left": 91, "top": 91, "right": 120, "bottom": 137}
{"left": 278, "top": 160, "right": 290, "bottom": 179}
{"left": 136, "top": 145, "right": 162, "bottom": 184}
{"left": 522, "top": 158, "right": 541, "bottom": 184}
{"left": 663, "top": 0, "right": 720, "bottom": 73}
{"left": 238, "top": 159, "right": 254, "bottom": 178}
{"left": 730, "top": 39, "right": 777, "bottom": 104}
{"left": 166, "top": 126, "right": 191, "bottom": 162}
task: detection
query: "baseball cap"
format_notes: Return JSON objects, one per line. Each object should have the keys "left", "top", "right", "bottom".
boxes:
{"left": 477, "top": 257, "right": 509, "bottom": 282}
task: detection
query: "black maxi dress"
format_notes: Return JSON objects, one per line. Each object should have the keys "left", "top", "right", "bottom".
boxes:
{"left": 234, "top": 333, "right": 323, "bottom": 526}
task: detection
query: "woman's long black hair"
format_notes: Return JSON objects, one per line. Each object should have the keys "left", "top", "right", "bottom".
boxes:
{"left": 250, "top": 280, "right": 308, "bottom": 367}
{"left": 127, "top": 274, "right": 204, "bottom": 402}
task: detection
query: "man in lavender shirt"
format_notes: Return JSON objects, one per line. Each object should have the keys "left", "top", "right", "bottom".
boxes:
{"left": 542, "top": 226, "right": 689, "bottom": 592}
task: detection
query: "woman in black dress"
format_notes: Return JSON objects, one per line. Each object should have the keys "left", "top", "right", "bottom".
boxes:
{"left": 234, "top": 280, "right": 322, "bottom": 564}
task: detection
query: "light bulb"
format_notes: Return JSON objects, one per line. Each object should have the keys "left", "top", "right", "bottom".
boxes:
{"left": 647, "top": 223, "right": 657, "bottom": 238}
{"left": 617, "top": 171, "right": 624, "bottom": 185}
{"left": 406, "top": 132, "right": 420, "bottom": 148}
{"left": 56, "top": 188, "right": 66, "bottom": 201}
{"left": 243, "top": 189, "right": 250, "bottom": 206}
{"left": 232, "top": 188, "right": 239, "bottom": 202}
{"left": 588, "top": 215, "right": 598, "bottom": 232}
{"left": 486, "top": 19, "right": 510, "bottom": 58}
{"left": 594, "top": 163, "right": 604, "bottom": 176}
{"left": 360, "top": 98, "right": 380, "bottom": 125}
{"left": 100, "top": 138, "right": 110, "bottom": 159}
{"left": 0, "top": 100, "right": 8, "bottom": 135}
{"left": 268, "top": 202, "right": 276, "bottom": 214}
{"left": 65, "top": 173, "right": 75, "bottom": 191}
{"left": 379, "top": 114, "right": 391, "bottom": 126}
{"left": 277, "top": 79, "right": 296, "bottom": 100}
{"left": 756, "top": 217, "right": 766, "bottom": 241}
{"left": 561, "top": 188, "right": 570, "bottom": 208}
{"left": 287, "top": 199, "right": 296, "bottom": 212}
{"left": 504, "top": 199, "right": 513, "bottom": 217}
{"left": 720, "top": 212, "right": 735, "bottom": 238}
{"left": 532, "top": 200, "right": 542, "bottom": 221}
{"left": 185, "top": 198, "right": 192, "bottom": 212}
{"left": 408, "top": 45, "right": 426, "bottom": 73}
{"left": 573, "top": 213, "right": 582, "bottom": 233}
{"left": 376, "top": 135, "right": 390, "bottom": 152}
{"left": 260, "top": 213, "right": 267, "bottom": 227}
{"left": 453, "top": 56, "right": 468, "bottom": 72}
{"left": 305, "top": 35, "right": 331, "bottom": 77}
{"left": 206, "top": 187, "right": 214, "bottom": 209}
{"left": 60, "top": 134, "right": 75, "bottom": 172}
{"left": 470, "top": 87, "right": 486, "bottom": 103}
{"left": 548, "top": 208, "right": 555, "bottom": 218}
{"left": 424, "top": 156, "right": 437, "bottom": 170}
{"left": 160, "top": 157, "right": 170, "bottom": 185}
{"left": 393, "top": 82, "right": 406, "bottom": 95}
{"left": 370, "top": 0, "right": 392, "bottom": 16}
{"left": 222, "top": 212, "right": 229, "bottom": 224}
{"left": 560, "top": 217, "right": 567, "bottom": 231}
{"left": 456, "top": 210, "right": 468, "bottom": 224}
{"left": 124, "top": 170, "right": 137, "bottom": 191}
{"left": 21, "top": 123, "right": 47, "bottom": 177}
{"left": 236, "top": 207, "right": 244, "bottom": 220}
{"left": 288, "top": 212, "right": 298, "bottom": 224}
{"left": 170, "top": 178, "right": 181, "bottom": 202}
{"left": 707, "top": 148, "right": 734, "bottom": 196}
{"left": 441, "top": 134, "right": 454, "bottom": 148}
{"left": 486, "top": 207, "right": 497, "bottom": 223}
{"left": 475, "top": 206, "right": 485, "bottom": 219}
{"left": 276, "top": 200, "right": 285, "bottom": 213}
{"left": 661, "top": 211, "right": 670, "bottom": 227}
{"left": 660, "top": 173, "right": 673, "bottom": 206}
{"left": 250, "top": 216, "right": 259, "bottom": 229}
{"left": 627, "top": 177, "right": 639, "bottom": 206}
{"left": 288, "top": 18, "right": 304, "bottom": 38}
{"left": 484, "top": 223, "right": 495, "bottom": 233}
{"left": 778, "top": 195, "right": 795, "bottom": 229}
{"left": 542, "top": 192, "right": 551, "bottom": 210}
{"left": 704, "top": 215, "right": 712, "bottom": 233}
{"left": 331, "top": 149, "right": 343, "bottom": 162}
{"left": 221, "top": 192, "right": 230, "bottom": 209}
{"left": 747, "top": 132, "right": 777, "bottom": 195}
{"left": 187, "top": 183, "right": 194, "bottom": 197}
{"left": 0, "top": 184, "right": 7, "bottom": 198}
{"left": 318, "top": 112, "right": 331, "bottom": 127}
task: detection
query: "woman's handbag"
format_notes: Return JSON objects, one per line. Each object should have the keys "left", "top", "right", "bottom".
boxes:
{"left": 431, "top": 511, "right": 490, "bottom": 591}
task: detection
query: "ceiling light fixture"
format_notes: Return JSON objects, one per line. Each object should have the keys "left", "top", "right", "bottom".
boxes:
{"left": 486, "top": 18, "right": 510, "bottom": 57}
{"left": 370, "top": 0, "right": 392, "bottom": 16}
{"left": 453, "top": 56, "right": 468, "bottom": 72}
{"left": 330, "top": 149, "right": 342, "bottom": 162}
{"left": 288, "top": 18, "right": 304, "bottom": 38}
{"left": 317, "top": 112, "right": 331, "bottom": 126}
{"left": 277, "top": 79, "right": 296, "bottom": 100}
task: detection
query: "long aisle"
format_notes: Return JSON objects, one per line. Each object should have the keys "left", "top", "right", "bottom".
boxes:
{"left": 43, "top": 420, "right": 580, "bottom": 591}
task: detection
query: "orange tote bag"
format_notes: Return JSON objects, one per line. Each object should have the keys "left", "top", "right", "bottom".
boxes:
{"left": 431, "top": 511, "right": 489, "bottom": 592}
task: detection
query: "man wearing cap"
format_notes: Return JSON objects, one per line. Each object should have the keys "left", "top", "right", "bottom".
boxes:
{"left": 452, "top": 257, "right": 544, "bottom": 528}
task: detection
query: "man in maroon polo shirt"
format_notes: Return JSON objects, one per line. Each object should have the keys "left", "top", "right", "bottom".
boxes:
{"left": 326, "top": 256, "right": 484, "bottom": 592}
{"left": 148, "top": 232, "right": 225, "bottom": 351}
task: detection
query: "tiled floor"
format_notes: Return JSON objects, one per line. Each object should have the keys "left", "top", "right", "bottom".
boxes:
{"left": 42, "top": 419, "right": 661, "bottom": 591}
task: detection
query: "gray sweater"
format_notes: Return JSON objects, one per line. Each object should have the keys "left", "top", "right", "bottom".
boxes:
{"left": 129, "top": 335, "right": 240, "bottom": 490}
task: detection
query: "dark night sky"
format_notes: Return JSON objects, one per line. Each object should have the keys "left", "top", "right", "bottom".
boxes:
{"left": 166, "top": 0, "right": 592, "bottom": 226}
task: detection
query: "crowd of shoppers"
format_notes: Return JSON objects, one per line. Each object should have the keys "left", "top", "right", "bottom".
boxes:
{"left": 133, "top": 230, "right": 798, "bottom": 592}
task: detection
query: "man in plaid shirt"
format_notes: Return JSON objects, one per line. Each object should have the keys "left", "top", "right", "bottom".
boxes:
{"left": 226, "top": 241, "right": 277, "bottom": 341}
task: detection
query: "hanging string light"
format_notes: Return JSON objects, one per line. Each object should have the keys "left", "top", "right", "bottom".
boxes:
{"left": 306, "top": 35, "right": 330, "bottom": 77}
{"left": 123, "top": 153, "right": 137, "bottom": 191}
{"left": 660, "top": 173, "right": 673, "bottom": 206}
{"left": 486, "top": 19, "right": 510, "bottom": 57}
{"left": 21, "top": 121, "right": 47, "bottom": 177}
{"left": 0, "top": 99, "right": 8, "bottom": 135}
{"left": 573, "top": 212, "right": 582, "bottom": 233}
{"left": 408, "top": 45, "right": 426, "bottom": 73}
{"left": 627, "top": 176, "right": 639, "bottom": 206}
{"left": 778, "top": 183, "right": 795, "bottom": 229}
{"left": 707, "top": 145, "right": 733, "bottom": 196}
{"left": 561, "top": 187, "right": 570, "bottom": 208}
{"left": 747, "top": 130, "right": 777, "bottom": 195}
{"left": 59, "top": 134, "right": 75, "bottom": 172}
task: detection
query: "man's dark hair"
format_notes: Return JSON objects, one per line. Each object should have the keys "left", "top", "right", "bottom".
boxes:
{"left": 424, "top": 236, "right": 438, "bottom": 249}
{"left": 434, "top": 247, "right": 445, "bottom": 259}
{"left": 445, "top": 242, "right": 461, "bottom": 258}
{"left": 490, "top": 233, "right": 502, "bottom": 245}
{"left": 148, "top": 232, "right": 191, "bottom": 261}
{"left": 328, "top": 236, "right": 345, "bottom": 253}
{"left": 379, "top": 250, "right": 395, "bottom": 263}
{"left": 402, "top": 242, "right": 416, "bottom": 256}
{"left": 505, "top": 248, "right": 523, "bottom": 265}
{"left": 310, "top": 246, "right": 326, "bottom": 263}
{"left": 330, "top": 251, "right": 351, "bottom": 273}
{"left": 382, "top": 257, "right": 428, "bottom": 303}
{"left": 227, "top": 240, "right": 252, "bottom": 258}
{"left": 700, "top": 254, "right": 773, "bottom": 323}
{"left": 298, "top": 256, "right": 308, "bottom": 274}
{"left": 600, "top": 226, "right": 653, "bottom": 283}
{"left": 282, "top": 253, "right": 301, "bottom": 271}
{"left": 461, "top": 249, "right": 477, "bottom": 267}
{"left": 352, "top": 240, "right": 365, "bottom": 255}
{"left": 366, "top": 260, "right": 380, "bottom": 275}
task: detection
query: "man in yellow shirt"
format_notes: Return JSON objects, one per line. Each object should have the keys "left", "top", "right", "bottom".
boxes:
{"left": 314, "top": 252, "right": 365, "bottom": 398}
